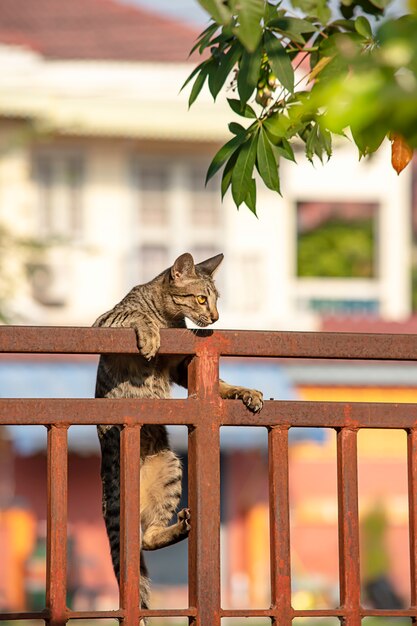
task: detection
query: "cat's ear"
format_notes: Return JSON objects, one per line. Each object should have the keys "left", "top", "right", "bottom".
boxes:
{"left": 195, "top": 253, "right": 224, "bottom": 277}
{"left": 171, "top": 253, "right": 195, "bottom": 282}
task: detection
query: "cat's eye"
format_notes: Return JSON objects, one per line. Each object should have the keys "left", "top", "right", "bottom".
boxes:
{"left": 197, "top": 295, "right": 207, "bottom": 305}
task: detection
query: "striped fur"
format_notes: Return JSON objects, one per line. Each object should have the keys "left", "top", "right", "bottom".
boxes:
{"left": 94, "top": 252, "right": 263, "bottom": 618}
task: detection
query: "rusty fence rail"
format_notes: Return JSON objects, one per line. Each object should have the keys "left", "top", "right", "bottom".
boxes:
{"left": 1, "top": 326, "right": 417, "bottom": 626}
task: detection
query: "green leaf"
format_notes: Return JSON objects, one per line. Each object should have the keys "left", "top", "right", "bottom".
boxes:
{"left": 318, "top": 125, "right": 332, "bottom": 159}
{"left": 291, "top": 0, "right": 331, "bottom": 21}
{"left": 268, "top": 16, "right": 318, "bottom": 41}
{"left": 316, "top": 1, "right": 332, "bottom": 22}
{"left": 180, "top": 59, "right": 210, "bottom": 92}
{"left": 350, "top": 122, "right": 387, "bottom": 158}
{"left": 229, "top": 122, "right": 247, "bottom": 135}
{"left": 237, "top": 44, "right": 263, "bottom": 103}
{"left": 189, "top": 22, "right": 219, "bottom": 55}
{"left": 188, "top": 66, "right": 210, "bottom": 107}
{"left": 257, "top": 128, "right": 280, "bottom": 192}
{"left": 264, "top": 2, "right": 284, "bottom": 23}
{"left": 234, "top": 0, "right": 264, "bottom": 52}
{"left": 329, "top": 18, "right": 356, "bottom": 31}
{"left": 368, "top": 0, "right": 391, "bottom": 10}
{"left": 221, "top": 151, "right": 239, "bottom": 198}
{"left": 231, "top": 130, "right": 259, "bottom": 206}
{"left": 206, "top": 132, "right": 248, "bottom": 183}
{"left": 196, "top": 0, "right": 232, "bottom": 24}
{"left": 244, "top": 178, "right": 257, "bottom": 214}
{"left": 227, "top": 98, "right": 257, "bottom": 118}
{"left": 264, "top": 112, "right": 292, "bottom": 142}
{"left": 305, "top": 123, "right": 318, "bottom": 162}
{"left": 275, "top": 138, "right": 296, "bottom": 162}
{"left": 208, "top": 43, "right": 243, "bottom": 100}
{"left": 340, "top": 0, "right": 384, "bottom": 19}
{"left": 355, "top": 16, "right": 373, "bottom": 38}
{"left": 264, "top": 31, "right": 294, "bottom": 92}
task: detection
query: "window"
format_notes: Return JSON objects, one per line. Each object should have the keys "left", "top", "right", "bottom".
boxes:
{"left": 34, "top": 152, "right": 84, "bottom": 239}
{"left": 296, "top": 201, "right": 379, "bottom": 279}
{"left": 136, "top": 165, "right": 170, "bottom": 227}
{"left": 306, "top": 298, "right": 380, "bottom": 315}
{"left": 140, "top": 244, "right": 169, "bottom": 283}
{"left": 235, "top": 254, "right": 263, "bottom": 313}
{"left": 188, "top": 165, "right": 221, "bottom": 228}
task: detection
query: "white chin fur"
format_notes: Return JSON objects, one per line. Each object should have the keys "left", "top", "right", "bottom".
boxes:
{"left": 185, "top": 317, "right": 210, "bottom": 329}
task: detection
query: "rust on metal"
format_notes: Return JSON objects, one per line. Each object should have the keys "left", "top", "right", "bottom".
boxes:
{"left": 119, "top": 425, "right": 142, "bottom": 626}
{"left": 0, "top": 398, "right": 417, "bottom": 429}
{"left": 46, "top": 425, "right": 68, "bottom": 626}
{"left": 337, "top": 428, "right": 361, "bottom": 626}
{"left": 268, "top": 426, "right": 292, "bottom": 626}
{"left": 408, "top": 428, "right": 417, "bottom": 607}
{"left": 0, "top": 326, "right": 416, "bottom": 625}
{"left": 2, "top": 325, "right": 417, "bottom": 360}
{"left": 187, "top": 350, "right": 221, "bottom": 626}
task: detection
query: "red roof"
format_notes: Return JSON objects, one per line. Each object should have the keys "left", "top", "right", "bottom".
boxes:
{"left": 0, "top": 0, "right": 199, "bottom": 62}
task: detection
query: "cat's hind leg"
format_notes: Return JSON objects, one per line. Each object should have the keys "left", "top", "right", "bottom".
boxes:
{"left": 139, "top": 553, "right": 150, "bottom": 626}
{"left": 140, "top": 449, "right": 190, "bottom": 550}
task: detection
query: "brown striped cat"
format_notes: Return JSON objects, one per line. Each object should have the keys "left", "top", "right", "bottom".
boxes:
{"left": 94, "top": 252, "right": 263, "bottom": 621}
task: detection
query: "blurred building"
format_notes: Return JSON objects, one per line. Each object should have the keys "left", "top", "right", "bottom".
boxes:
{"left": 0, "top": 0, "right": 413, "bottom": 330}
{"left": 0, "top": 0, "right": 414, "bottom": 615}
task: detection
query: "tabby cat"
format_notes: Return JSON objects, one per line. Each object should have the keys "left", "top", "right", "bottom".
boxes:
{"left": 94, "top": 252, "right": 263, "bottom": 621}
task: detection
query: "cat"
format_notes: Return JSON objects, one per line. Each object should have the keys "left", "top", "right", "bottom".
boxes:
{"left": 94, "top": 252, "right": 263, "bottom": 621}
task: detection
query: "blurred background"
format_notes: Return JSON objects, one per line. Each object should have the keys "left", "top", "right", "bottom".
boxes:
{"left": 0, "top": 0, "right": 415, "bottom": 623}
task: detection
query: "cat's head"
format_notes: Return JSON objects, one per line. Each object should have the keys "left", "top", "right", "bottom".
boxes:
{"left": 165, "top": 252, "right": 223, "bottom": 327}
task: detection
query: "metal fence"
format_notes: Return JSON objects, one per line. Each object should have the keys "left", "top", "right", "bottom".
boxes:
{"left": 0, "top": 326, "right": 417, "bottom": 626}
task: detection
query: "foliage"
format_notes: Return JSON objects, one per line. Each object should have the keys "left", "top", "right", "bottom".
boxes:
{"left": 411, "top": 265, "right": 417, "bottom": 311}
{"left": 0, "top": 222, "right": 43, "bottom": 322}
{"left": 186, "top": 0, "right": 417, "bottom": 212}
{"left": 297, "top": 217, "right": 375, "bottom": 277}
{"left": 361, "top": 503, "right": 390, "bottom": 580}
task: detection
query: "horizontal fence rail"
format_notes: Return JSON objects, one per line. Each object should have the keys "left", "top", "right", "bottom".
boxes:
{"left": 3, "top": 325, "right": 417, "bottom": 359}
{"left": 0, "top": 326, "right": 416, "bottom": 626}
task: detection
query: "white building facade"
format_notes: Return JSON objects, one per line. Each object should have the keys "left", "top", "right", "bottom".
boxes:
{"left": 0, "top": 13, "right": 412, "bottom": 331}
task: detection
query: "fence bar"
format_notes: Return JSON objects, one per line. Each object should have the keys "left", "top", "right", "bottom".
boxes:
{"left": 0, "top": 611, "right": 49, "bottom": 620}
{"left": 408, "top": 428, "right": 417, "bottom": 609}
{"left": 221, "top": 608, "right": 345, "bottom": 618}
{"left": 2, "top": 326, "right": 417, "bottom": 626}
{"left": 361, "top": 609, "right": 417, "bottom": 616}
{"left": 1, "top": 608, "right": 416, "bottom": 622}
{"left": 268, "top": 426, "right": 292, "bottom": 626}
{"left": 3, "top": 326, "right": 417, "bottom": 361}
{"left": 188, "top": 424, "right": 220, "bottom": 626}
{"left": 55, "top": 611, "right": 122, "bottom": 619}
{"left": 337, "top": 428, "right": 361, "bottom": 626}
{"left": 46, "top": 425, "right": 68, "bottom": 626}
{"left": 188, "top": 349, "right": 221, "bottom": 626}
{"left": 225, "top": 400, "right": 417, "bottom": 429}
{"left": 2, "top": 398, "right": 417, "bottom": 429}
{"left": 119, "top": 425, "right": 141, "bottom": 626}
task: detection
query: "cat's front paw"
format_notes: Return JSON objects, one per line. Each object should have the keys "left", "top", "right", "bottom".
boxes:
{"left": 177, "top": 508, "right": 191, "bottom": 534}
{"left": 239, "top": 388, "right": 264, "bottom": 413}
{"left": 135, "top": 327, "right": 160, "bottom": 360}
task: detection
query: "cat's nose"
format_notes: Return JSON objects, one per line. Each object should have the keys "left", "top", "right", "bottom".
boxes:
{"left": 211, "top": 310, "right": 219, "bottom": 323}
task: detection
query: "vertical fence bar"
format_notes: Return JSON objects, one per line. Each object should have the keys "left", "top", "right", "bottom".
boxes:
{"left": 337, "top": 428, "right": 361, "bottom": 626}
{"left": 269, "top": 426, "right": 292, "bottom": 626}
{"left": 188, "top": 348, "right": 221, "bottom": 626}
{"left": 408, "top": 428, "right": 417, "bottom": 611}
{"left": 46, "top": 425, "right": 68, "bottom": 626}
{"left": 119, "top": 425, "right": 141, "bottom": 626}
